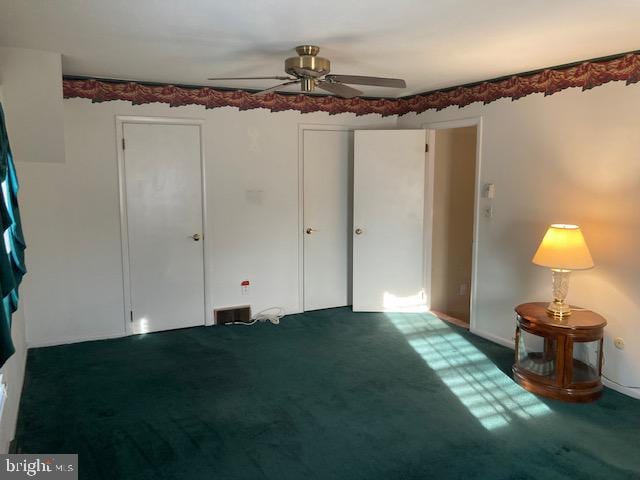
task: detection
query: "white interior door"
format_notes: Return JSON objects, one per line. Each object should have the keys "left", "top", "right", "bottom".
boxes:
{"left": 353, "top": 130, "right": 427, "bottom": 312}
{"left": 123, "top": 122, "right": 205, "bottom": 333}
{"left": 303, "top": 129, "right": 352, "bottom": 310}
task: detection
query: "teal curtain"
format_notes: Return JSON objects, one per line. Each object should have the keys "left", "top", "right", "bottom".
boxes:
{"left": 0, "top": 104, "right": 26, "bottom": 367}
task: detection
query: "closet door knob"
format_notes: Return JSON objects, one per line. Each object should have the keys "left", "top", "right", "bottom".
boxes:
{"left": 191, "top": 233, "right": 201, "bottom": 241}
{"left": 306, "top": 228, "right": 316, "bottom": 235}
{"left": 355, "top": 228, "right": 363, "bottom": 235}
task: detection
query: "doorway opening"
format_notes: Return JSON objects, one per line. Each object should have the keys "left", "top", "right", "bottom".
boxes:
{"left": 428, "top": 125, "right": 478, "bottom": 326}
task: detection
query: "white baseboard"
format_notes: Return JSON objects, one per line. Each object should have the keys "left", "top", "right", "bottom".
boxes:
{"left": 26, "top": 317, "right": 640, "bottom": 402}
{"left": 27, "top": 307, "right": 306, "bottom": 348}
{"left": 470, "top": 327, "right": 514, "bottom": 349}
{"left": 27, "top": 331, "right": 127, "bottom": 349}
{"left": 602, "top": 377, "right": 640, "bottom": 399}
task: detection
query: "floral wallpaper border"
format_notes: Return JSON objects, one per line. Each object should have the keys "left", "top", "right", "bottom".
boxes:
{"left": 63, "top": 51, "right": 640, "bottom": 116}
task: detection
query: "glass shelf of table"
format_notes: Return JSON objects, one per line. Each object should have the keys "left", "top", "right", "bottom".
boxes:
{"left": 516, "top": 330, "right": 557, "bottom": 380}
{"left": 516, "top": 329, "right": 601, "bottom": 385}
{"left": 571, "top": 340, "right": 601, "bottom": 384}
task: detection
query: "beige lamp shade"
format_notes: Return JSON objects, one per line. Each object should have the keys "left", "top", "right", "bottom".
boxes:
{"left": 532, "top": 224, "right": 594, "bottom": 270}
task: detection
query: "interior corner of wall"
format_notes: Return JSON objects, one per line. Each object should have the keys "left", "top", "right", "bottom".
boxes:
{"left": 470, "top": 324, "right": 514, "bottom": 350}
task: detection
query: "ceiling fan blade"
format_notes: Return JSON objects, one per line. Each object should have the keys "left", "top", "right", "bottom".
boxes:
{"left": 325, "top": 74, "right": 406, "bottom": 88}
{"left": 317, "top": 81, "right": 363, "bottom": 98}
{"left": 207, "top": 76, "right": 294, "bottom": 81}
{"left": 253, "top": 80, "right": 301, "bottom": 96}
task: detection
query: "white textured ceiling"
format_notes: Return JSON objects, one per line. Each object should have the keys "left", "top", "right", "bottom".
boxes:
{"left": 1, "top": 0, "right": 639, "bottom": 98}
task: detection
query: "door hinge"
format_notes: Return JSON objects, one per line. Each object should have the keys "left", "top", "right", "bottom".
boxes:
{"left": 425, "top": 144, "right": 429, "bottom": 152}
{"left": 122, "top": 138, "right": 126, "bottom": 150}
{"left": 130, "top": 310, "right": 133, "bottom": 322}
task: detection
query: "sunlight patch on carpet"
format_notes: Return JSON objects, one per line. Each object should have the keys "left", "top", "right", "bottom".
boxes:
{"left": 382, "top": 291, "right": 429, "bottom": 313}
{"left": 387, "top": 313, "right": 551, "bottom": 430}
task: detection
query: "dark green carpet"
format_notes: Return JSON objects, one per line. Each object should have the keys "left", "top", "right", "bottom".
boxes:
{"left": 14, "top": 308, "right": 640, "bottom": 479}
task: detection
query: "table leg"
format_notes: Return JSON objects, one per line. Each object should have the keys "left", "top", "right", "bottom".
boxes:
{"left": 563, "top": 338, "right": 574, "bottom": 387}
{"left": 556, "top": 336, "right": 565, "bottom": 387}
{"left": 543, "top": 337, "right": 554, "bottom": 362}
{"left": 598, "top": 338, "right": 604, "bottom": 377}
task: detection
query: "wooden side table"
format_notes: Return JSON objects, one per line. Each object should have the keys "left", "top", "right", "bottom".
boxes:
{"left": 513, "top": 302, "right": 606, "bottom": 403}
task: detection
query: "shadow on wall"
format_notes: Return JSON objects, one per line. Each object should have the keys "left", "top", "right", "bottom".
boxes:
{"left": 386, "top": 312, "right": 551, "bottom": 430}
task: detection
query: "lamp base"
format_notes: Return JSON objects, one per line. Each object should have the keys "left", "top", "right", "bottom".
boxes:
{"left": 547, "top": 300, "right": 572, "bottom": 317}
{"left": 547, "top": 269, "right": 572, "bottom": 317}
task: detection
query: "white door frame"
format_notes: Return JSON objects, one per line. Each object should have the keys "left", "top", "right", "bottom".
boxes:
{"left": 422, "top": 116, "right": 483, "bottom": 333}
{"left": 297, "top": 123, "right": 352, "bottom": 312}
{"left": 115, "top": 115, "right": 211, "bottom": 334}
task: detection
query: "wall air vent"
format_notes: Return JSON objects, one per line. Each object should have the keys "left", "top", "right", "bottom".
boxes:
{"left": 214, "top": 306, "right": 252, "bottom": 325}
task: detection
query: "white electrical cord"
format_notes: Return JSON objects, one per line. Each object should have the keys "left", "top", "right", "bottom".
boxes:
{"left": 230, "top": 307, "right": 285, "bottom": 326}
{"left": 600, "top": 352, "right": 640, "bottom": 389}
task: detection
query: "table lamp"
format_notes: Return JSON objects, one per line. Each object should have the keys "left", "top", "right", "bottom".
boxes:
{"left": 532, "top": 224, "right": 594, "bottom": 317}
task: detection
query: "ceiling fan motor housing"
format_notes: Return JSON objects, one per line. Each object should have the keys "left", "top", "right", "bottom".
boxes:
{"left": 285, "top": 45, "right": 330, "bottom": 91}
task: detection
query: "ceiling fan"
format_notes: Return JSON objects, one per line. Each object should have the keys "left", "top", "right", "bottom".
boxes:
{"left": 207, "top": 45, "right": 407, "bottom": 98}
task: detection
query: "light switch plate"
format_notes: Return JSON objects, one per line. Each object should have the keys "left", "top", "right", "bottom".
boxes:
{"left": 484, "top": 183, "right": 496, "bottom": 199}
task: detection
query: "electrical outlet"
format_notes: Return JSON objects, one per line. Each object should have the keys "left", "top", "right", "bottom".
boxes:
{"left": 484, "top": 206, "right": 493, "bottom": 218}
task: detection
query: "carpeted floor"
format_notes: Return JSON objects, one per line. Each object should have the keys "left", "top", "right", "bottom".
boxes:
{"left": 14, "top": 308, "right": 640, "bottom": 479}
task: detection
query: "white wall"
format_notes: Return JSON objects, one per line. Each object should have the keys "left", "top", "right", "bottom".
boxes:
{"left": 0, "top": 47, "right": 65, "bottom": 164}
{"left": 399, "top": 81, "right": 640, "bottom": 397}
{"left": 0, "top": 307, "right": 26, "bottom": 453}
{"left": 18, "top": 99, "right": 395, "bottom": 347}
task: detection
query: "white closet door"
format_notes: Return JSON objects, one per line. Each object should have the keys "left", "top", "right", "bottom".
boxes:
{"left": 123, "top": 122, "right": 205, "bottom": 333}
{"left": 352, "top": 130, "right": 427, "bottom": 312}
{"left": 303, "top": 129, "right": 352, "bottom": 310}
